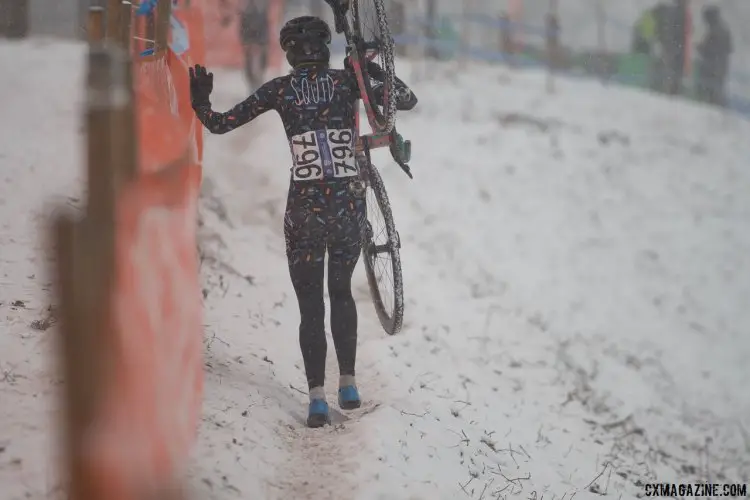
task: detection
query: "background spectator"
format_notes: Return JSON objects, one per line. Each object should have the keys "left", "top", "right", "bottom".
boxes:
{"left": 631, "top": 6, "right": 657, "bottom": 56}
{"left": 545, "top": 12, "right": 561, "bottom": 69}
{"left": 696, "top": 5, "right": 733, "bottom": 106}
{"left": 239, "top": 0, "right": 268, "bottom": 90}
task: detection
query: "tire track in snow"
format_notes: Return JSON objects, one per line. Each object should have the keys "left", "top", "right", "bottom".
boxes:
{"left": 266, "top": 325, "right": 387, "bottom": 500}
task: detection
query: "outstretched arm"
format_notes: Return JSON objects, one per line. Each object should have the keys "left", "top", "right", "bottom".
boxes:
{"left": 193, "top": 83, "right": 277, "bottom": 134}
{"left": 190, "top": 64, "right": 278, "bottom": 134}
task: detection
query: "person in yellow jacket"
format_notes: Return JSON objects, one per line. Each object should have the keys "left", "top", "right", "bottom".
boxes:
{"left": 632, "top": 7, "right": 657, "bottom": 55}
{"left": 632, "top": 4, "right": 672, "bottom": 92}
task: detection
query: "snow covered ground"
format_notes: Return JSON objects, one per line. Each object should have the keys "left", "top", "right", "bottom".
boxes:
{"left": 1, "top": 39, "right": 749, "bottom": 500}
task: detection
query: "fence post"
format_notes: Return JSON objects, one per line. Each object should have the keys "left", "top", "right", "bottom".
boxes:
{"left": 595, "top": 0, "right": 608, "bottom": 85}
{"left": 683, "top": 0, "right": 692, "bottom": 79}
{"left": 106, "top": 0, "right": 121, "bottom": 41}
{"left": 509, "top": 0, "right": 522, "bottom": 52}
{"left": 56, "top": 3, "right": 204, "bottom": 497}
{"left": 459, "top": 0, "right": 471, "bottom": 70}
{"left": 546, "top": 0, "right": 559, "bottom": 93}
{"left": 425, "top": 0, "right": 438, "bottom": 60}
{"left": 119, "top": 1, "right": 134, "bottom": 49}
{"left": 56, "top": 40, "right": 131, "bottom": 500}
{"left": 156, "top": 0, "right": 172, "bottom": 52}
{"left": 144, "top": 3, "right": 157, "bottom": 54}
{"left": 88, "top": 6, "right": 106, "bottom": 43}
{"left": 111, "top": 4, "right": 137, "bottom": 186}
{"left": 499, "top": 12, "right": 514, "bottom": 67}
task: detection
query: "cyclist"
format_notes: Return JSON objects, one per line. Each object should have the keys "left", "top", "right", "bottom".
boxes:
{"left": 189, "top": 13, "right": 417, "bottom": 428}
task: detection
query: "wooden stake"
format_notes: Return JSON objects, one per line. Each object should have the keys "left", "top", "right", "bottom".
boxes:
{"left": 119, "top": 1, "right": 134, "bottom": 50}
{"left": 106, "top": 0, "right": 122, "bottom": 42}
{"left": 59, "top": 43, "right": 122, "bottom": 500}
{"left": 546, "top": 0, "right": 558, "bottom": 94}
{"left": 87, "top": 6, "right": 105, "bottom": 43}
{"left": 155, "top": 0, "right": 172, "bottom": 52}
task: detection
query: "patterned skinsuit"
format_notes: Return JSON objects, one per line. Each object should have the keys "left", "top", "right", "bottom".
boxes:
{"left": 192, "top": 63, "right": 417, "bottom": 390}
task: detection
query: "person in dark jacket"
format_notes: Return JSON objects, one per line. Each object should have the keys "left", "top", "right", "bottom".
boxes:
{"left": 695, "top": 6, "right": 733, "bottom": 106}
{"left": 189, "top": 15, "right": 417, "bottom": 428}
{"left": 239, "top": 0, "right": 269, "bottom": 91}
{"left": 545, "top": 12, "right": 561, "bottom": 69}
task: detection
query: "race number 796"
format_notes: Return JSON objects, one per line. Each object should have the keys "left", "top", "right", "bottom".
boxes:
{"left": 328, "top": 129, "right": 357, "bottom": 178}
{"left": 291, "top": 131, "right": 324, "bottom": 180}
{"left": 290, "top": 129, "right": 358, "bottom": 181}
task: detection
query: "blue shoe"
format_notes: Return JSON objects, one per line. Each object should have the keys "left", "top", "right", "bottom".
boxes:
{"left": 338, "top": 385, "right": 362, "bottom": 410}
{"left": 307, "top": 399, "right": 330, "bottom": 428}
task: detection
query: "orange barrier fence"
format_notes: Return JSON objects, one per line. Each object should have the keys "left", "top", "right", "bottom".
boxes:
{"left": 53, "top": 1, "right": 205, "bottom": 498}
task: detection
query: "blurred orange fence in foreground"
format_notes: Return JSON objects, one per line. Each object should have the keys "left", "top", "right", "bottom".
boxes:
{"left": 53, "top": 1, "right": 205, "bottom": 498}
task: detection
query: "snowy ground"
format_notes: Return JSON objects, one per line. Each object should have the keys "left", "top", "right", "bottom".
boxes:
{"left": 1, "top": 39, "right": 749, "bottom": 500}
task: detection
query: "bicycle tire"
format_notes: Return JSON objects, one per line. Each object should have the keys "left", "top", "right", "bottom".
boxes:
{"left": 361, "top": 162, "right": 404, "bottom": 335}
{"left": 351, "top": 0, "right": 398, "bottom": 134}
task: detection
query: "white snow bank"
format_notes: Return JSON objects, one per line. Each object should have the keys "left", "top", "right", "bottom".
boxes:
{"left": 195, "top": 60, "right": 750, "bottom": 499}
{"left": 1, "top": 40, "right": 748, "bottom": 500}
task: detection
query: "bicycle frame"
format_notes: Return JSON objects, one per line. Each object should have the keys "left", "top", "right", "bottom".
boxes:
{"left": 332, "top": 5, "right": 413, "bottom": 178}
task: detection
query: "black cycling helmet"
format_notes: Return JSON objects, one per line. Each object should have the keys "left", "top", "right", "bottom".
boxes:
{"left": 279, "top": 16, "right": 332, "bottom": 68}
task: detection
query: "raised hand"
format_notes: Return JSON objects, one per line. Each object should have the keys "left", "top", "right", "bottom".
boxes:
{"left": 189, "top": 64, "right": 214, "bottom": 105}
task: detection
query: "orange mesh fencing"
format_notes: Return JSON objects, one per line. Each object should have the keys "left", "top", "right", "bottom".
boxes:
{"left": 55, "top": 2, "right": 207, "bottom": 498}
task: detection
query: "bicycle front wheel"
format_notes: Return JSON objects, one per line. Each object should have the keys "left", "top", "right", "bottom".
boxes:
{"left": 361, "top": 162, "right": 404, "bottom": 335}
{"left": 352, "top": 0, "right": 397, "bottom": 134}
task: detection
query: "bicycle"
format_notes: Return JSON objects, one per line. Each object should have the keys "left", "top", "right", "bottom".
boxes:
{"left": 328, "top": 0, "right": 413, "bottom": 335}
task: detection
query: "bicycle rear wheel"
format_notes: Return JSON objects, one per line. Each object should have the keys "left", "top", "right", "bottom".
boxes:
{"left": 351, "top": 0, "right": 397, "bottom": 134}
{"left": 361, "top": 161, "right": 403, "bottom": 335}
